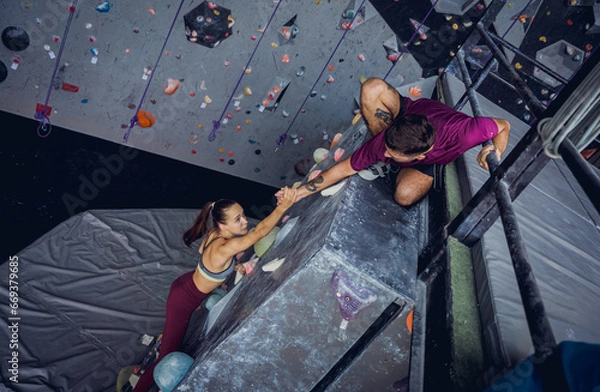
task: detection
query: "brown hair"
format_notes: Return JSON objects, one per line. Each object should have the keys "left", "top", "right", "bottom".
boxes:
{"left": 182, "top": 199, "right": 237, "bottom": 247}
{"left": 384, "top": 114, "right": 436, "bottom": 155}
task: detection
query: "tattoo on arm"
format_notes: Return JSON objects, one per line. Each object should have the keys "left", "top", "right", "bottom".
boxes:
{"left": 374, "top": 108, "right": 392, "bottom": 124}
{"left": 304, "top": 175, "right": 324, "bottom": 192}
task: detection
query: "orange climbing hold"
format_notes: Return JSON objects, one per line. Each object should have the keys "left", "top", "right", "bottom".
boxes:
{"left": 333, "top": 147, "right": 344, "bottom": 162}
{"left": 330, "top": 133, "right": 343, "bottom": 149}
{"left": 406, "top": 309, "right": 414, "bottom": 334}
{"left": 164, "top": 78, "right": 180, "bottom": 95}
{"left": 137, "top": 110, "right": 156, "bottom": 128}
{"left": 282, "top": 54, "right": 290, "bottom": 63}
{"left": 408, "top": 85, "right": 422, "bottom": 98}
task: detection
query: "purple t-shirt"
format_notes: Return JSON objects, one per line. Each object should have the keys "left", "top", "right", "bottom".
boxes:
{"left": 350, "top": 97, "right": 499, "bottom": 171}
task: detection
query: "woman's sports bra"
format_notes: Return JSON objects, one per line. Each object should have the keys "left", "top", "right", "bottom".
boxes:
{"left": 197, "top": 235, "right": 235, "bottom": 283}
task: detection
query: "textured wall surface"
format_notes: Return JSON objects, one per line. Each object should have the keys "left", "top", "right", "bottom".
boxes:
{"left": 0, "top": 0, "right": 425, "bottom": 187}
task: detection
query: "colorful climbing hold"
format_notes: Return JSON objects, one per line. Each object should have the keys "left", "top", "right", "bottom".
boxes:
{"left": 95, "top": 2, "right": 110, "bottom": 13}
{"left": 203, "top": 95, "right": 212, "bottom": 104}
{"left": 357, "top": 54, "right": 366, "bottom": 62}
{"left": 245, "top": 119, "right": 251, "bottom": 125}
{"left": 137, "top": 110, "right": 156, "bottom": 128}
{"left": 328, "top": 65, "right": 334, "bottom": 71}
{"left": 408, "top": 85, "right": 422, "bottom": 98}
{"left": 61, "top": 82, "right": 79, "bottom": 92}
{"left": 164, "top": 78, "right": 180, "bottom": 95}
{"left": 236, "top": 125, "right": 242, "bottom": 131}
{"left": 148, "top": 7, "right": 156, "bottom": 15}
{"left": 514, "top": 62, "right": 522, "bottom": 69}
{"left": 539, "top": 36, "right": 546, "bottom": 42}
{"left": 326, "top": 75, "right": 334, "bottom": 83}
{"left": 228, "top": 151, "right": 234, "bottom": 157}
{"left": 282, "top": 54, "right": 290, "bottom": 63}
{"left": 244, "top": 86, "right": 252, "bottom": 96}
{"left": 271, "top": 42, "right": 278, "bottom": 49}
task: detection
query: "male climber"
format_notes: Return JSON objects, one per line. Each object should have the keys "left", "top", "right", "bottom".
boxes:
{"left": 277, "top": 77, "right": 510, "bottom": 206}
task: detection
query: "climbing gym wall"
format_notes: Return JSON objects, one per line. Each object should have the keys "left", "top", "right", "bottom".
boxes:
{"left": 0, "top": 0, "right": 426, "bottom": 188}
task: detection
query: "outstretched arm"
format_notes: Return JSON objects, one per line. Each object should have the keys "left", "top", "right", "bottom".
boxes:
{"left": 477, "top": 118, "right": 511, "bottom": 170}
{"left": 278, "top": 158, "right": 358, "bottom": 203}
{"left": 360, "top": 78, "right": 402, "bottom": 136}
{"left": 219, "top": 187, "right": 296, "bottom": 258}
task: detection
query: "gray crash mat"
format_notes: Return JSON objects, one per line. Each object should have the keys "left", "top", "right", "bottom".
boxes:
{"left": 442, "top": 73, "right": 600, "bottom": 371}
{"left": 0, "top": 209, "right": 208, "bottom": 391}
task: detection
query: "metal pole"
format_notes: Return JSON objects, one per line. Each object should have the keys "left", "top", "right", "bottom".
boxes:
{"left": 459, "top": 43, "right": 556, "bottom": 360}
{"left": 476, "top": 22, "right": 546, "bottom": 118}
{"left": 493, "top": 178, "right": 556, "bottom": 360}
{"left": 559, "top": 139, "right": 600, "bottom": 213}
{"left": 454, "top": 58, "right": 498, "bottom": 112}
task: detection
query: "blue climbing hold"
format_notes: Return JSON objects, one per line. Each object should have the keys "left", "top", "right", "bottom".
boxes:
{"left": 95, "top": 2, "right": 110, "bottom": 12}
{"left": 154, "top": 352, "right": 193, "bottom": 392}
{"left": 90, "top": 47, "right": 99, "bottom": 56}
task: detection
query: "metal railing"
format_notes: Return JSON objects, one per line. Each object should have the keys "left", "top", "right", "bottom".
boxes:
{"left": 418, "top": 3, "right": 600, "bottom": 379}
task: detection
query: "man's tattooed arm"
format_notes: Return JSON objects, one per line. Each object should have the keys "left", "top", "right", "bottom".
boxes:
{"left": 304, "top": 175, "right": 325, "bottom": 192}
{"left": 374, "top": 108, "right": 392, "bottom": 125}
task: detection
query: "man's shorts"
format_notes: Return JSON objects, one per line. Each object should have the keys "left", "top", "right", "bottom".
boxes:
{"left": 411, "top": 163, "right": 445, "bottom": 190}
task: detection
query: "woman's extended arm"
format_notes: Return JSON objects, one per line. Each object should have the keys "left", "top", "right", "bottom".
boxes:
{"left": 218, "top": 187, "right": 296, "bottom": 258}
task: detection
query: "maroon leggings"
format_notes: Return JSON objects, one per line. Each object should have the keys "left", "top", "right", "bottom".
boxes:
{"left": 133, "top": 271, "right": 208, "bottom": 392}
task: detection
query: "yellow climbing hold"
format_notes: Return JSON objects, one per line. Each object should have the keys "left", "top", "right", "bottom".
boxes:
{"left": 204, "top": 95, "right": 212, "bottom": 104}
{"left": 245, "top": 119, "right": 251, "bottom": 125}
{"left": 539, "top": 36, "right": 547, "bottom": 42}
{"left": 198, "top": 124, "right": 204, "bottom": 129}
{"left": 244, "top": 86, "right": 252, "bottom": 96}
{"left": 218, "top": 148, "right": 225, "bottom": 153}
{"left": 271, "top": 42, "right": 278, "bottom": 49}
{"left": 515, "top": 62, "right": 522, "bottom": 69}
{"left": 359, "top": 76, "right": 367, "bottom": 84}
{"left": 452, "top": 23, "right": 459, "bottom": 30}
{"left": 244, "top": 67, "right": 252, "bottom": 74}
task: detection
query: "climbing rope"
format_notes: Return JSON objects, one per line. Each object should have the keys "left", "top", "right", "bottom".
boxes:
{"left": 537, "top": 59, "right": 600, "bottom": 158}
{"left": 208, "top": 0, "right": 283, "bottom": 142}
{"left": 34, "top": 1, "right": 78, "bottom": 138}
{"left": 383, "top": 0, "right": 439, "bottom": 80}
{"left": 276, "top": 0, "right": 368, "bottom": 148}
{"left": 123, "top": 0, "right": 186, "bottom": 143}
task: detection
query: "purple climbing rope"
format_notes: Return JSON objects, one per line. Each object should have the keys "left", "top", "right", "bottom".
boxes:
{"left": 123, "top": 0, "right": 186, "bottom": 143}
{"left": 276, "top": 0, "right": 368, "bottom": 148}
{"left": 383, "top": 0, "right": 439, "bottom": 81}
{"left": 35, "top": 1, "right": 78, "bottom": 138}
{"left": 208, "top": 0, "right": 284, "bottom": 142}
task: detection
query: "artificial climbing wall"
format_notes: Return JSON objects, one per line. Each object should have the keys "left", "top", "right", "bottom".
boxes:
{"left": 3, "top": 1, "right": 596, "bottom": 188}
{"left": 0, "top": 0, "right": 426, "bottom": 188}
{"left": 175, "top": 121, "right": 427, "bottom": 391}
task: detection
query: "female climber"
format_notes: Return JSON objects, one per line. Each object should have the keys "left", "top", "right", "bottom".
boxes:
{"left": 133, "top": 187, "right": 297, "bottom": 392}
